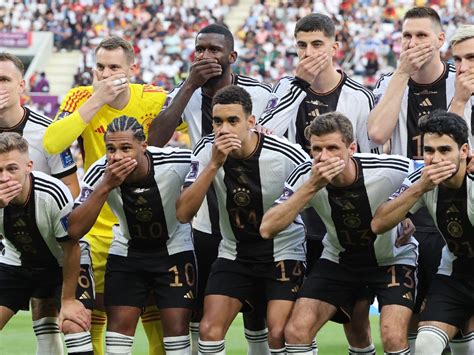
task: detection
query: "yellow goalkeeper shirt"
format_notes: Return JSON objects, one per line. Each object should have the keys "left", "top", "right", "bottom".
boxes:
{"left": 43, "top": 83, "right": 167, "bottom": 237}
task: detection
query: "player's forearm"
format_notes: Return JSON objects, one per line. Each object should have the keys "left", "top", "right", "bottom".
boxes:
{"left": 260, "top": 182, "right": 317, "bottom": 239}
{"left": 368, "top": 71, "right": 410, "bottom": 145}
{"left": 371, "top": 184, "right": 424, "bottom": 234}
{"left": 43, "top": 111, "right": 88, "bottom": 154}
{"left": 68, "top": 184, "right": 110, "bottom": 239}
{"left": 448, "top": 98, "right": 468, "bottom": 119}
{"left": 148, "top": 84, "right": 195, "bottom": 147}
{"left": 176, "top": 164, "right": 219, "bottom": 223}
{"left": 60, "top": 240, "right": 81, "bottom": 301}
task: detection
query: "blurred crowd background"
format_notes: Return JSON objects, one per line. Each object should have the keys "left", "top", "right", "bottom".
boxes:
{"left": 2, "top": 0, "right": 473, "bottom": 94}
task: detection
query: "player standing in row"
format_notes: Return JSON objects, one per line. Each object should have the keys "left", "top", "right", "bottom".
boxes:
{"left": 258, "top": 14, "right": 379, "bottom": 354}
{"left": 176, "top": 86, "right": 308, "bottom": 354}
{"left": 261, "top": 112, "right": 418, "bottom": 355}
{"left": 148, "top": 24, "right": 274, "bottom": 354}
{"left": 68, "top": 116, "right": 196, "bottom": 355}
{"left": 0, "top": 133, "right": 93, "bottom": 355}
{"left": 0, "top": 52, "right": 83, "bottom": 354}
{"left": 368, "top": 7, "right": 473, "bottom": 350}
{"left": 43, "top": 37, "right": 168, "bottom": 355}
{"left": 372, "top": 110, "right": 474, "bottom": 355}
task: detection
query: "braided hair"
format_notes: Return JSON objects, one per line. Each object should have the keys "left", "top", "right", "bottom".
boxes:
{"left": 105, "top": 116, "right": 146, "bottom": 142}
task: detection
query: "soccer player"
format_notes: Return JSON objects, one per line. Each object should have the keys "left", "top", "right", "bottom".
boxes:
{"left": 68, "top": 116, "right": 195, "bottom": 355}
{"left": 368, "top": 7, "right": 473, "bottom": 349}
{"left": 449, "top": 25, "right": 474, "bottom": 121}
{"left": 42, "top": 36, "right": 168, "bottom": 355}
{"left": 0, "top": 52, "right": 83, "bottom": 354}
{"left": 0, "top": 133, "right": 92, "bottom": 355}
{"left": 260, "top": 112, "right": 417, "bottom": 355}
{"left": 148, "top": 24, "right": 274, "bottom": 354}
{"left": 258, "top": 14, "right": 379, "bottom": 353}
{"left": 176, "top": 86, "right": 308, "bottom": 354}
{"left": 371, "top": 110, "right": 474, "bottom": 355}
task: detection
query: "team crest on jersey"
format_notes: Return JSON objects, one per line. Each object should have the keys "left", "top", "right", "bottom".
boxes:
{"left": 60, "top": 150, "right": 74, "bottom": 167}
{"left": 79, "top": 187, "right": 93, "bottom": 203}
{"left": 60, "top": 213, "right": 70, "bottom": 232}
{"left": 277, "top": 187, "right": 294, "bottom": 203}
{"left": 233, "top": 188, "right": 251, "bottom": 207}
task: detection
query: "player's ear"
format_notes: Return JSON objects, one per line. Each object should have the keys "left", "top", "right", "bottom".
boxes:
{"left": 349, "top": 141, "right": 357, "bottom": 156}
{"left": 229, "top": 51, "right": 237, "bottom": 64}
{"left": 18, "top": 79, "right": 26, "bottom": 95}
{"left": 141, "top": 140, "right": 148, "bottom": 152}
{"left": 460, "top": 143, "right": 469, "bottom": 160}
{"left": 26, "top": 159, "right": 33, "bottom": 174}
{"left": 129, "top": 63, "right": 138, "bottom": 76}
{"left": 247, "top": 114, "right": 256, "bottom": 129}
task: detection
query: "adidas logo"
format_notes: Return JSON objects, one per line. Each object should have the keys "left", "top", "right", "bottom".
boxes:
{"left": 184, "top": 291, "right": 194, "bottom": 299}
{"left": 13, "top": 219, "right": 26, "bottom": 227}
{"left": 94, "top": 126, "right": 106, "bottom": 134}
{"left": 308, "top": 109, "right": 320, "bottom": 117}
{"left": 447, "top": 205, "right": 460, "bottom": 213}
{"left": 419, "top": 98, "right": 432, "bottom": 107}
{"left": 291, "top": 286, "right": 300, "bottom": 293}
{"left": 402, "top": 292, "right": 413, "bottom": 301}
{"left": 79, "top": 291, "right": 91, "bottom": 300}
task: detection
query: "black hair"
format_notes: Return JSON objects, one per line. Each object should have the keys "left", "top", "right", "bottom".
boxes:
{"left": 294, "top": 13, "right": 335, "bottom": 39}
{"left": 197, "top": 24, "right": 234, "bottom": 51}
{"left": 418, "top": 110, "right": 468, "bottom": 148}
{"left": 212, "top": 86, "right": 252, "bottom": 115}
{"left": 105, "top": 116, "right": 145, "bottom": 142}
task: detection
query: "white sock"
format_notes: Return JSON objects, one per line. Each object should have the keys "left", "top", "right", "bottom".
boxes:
{"left": 32, "top": 317, "right": 63, "bottom": 355}
{"left": 384, "top": 348, "right": 410, "bottom": 354}
{"left": 286, "top": 343, "right": 313, "bottom": 354}
{"left": 164, "top": 334, "right": 191, "bottom": 354}
{"left": 190, "top": 322, "right": 200, "bottom": 355}
{"left": 311, "top": 340, "right": 318, "bottom": 355}
{"left": 415, "top": 326, "right": 449, "bottom": 355}
{"left": 198, "top": 339, "right": 225, "bottom": 354}
{"left": 270, "top": 347, "right": 286, "bottom": 354}
{"left": 245, "top": 327, "right": 270, "bottom": 355}
{"left": 105, "top": 331, "right": 134, "bottom": 354}
{"left": 408, "top": 332, "right": 417, "bottom": 354}
{"left": 349, "top": 343, "right": 376, "bottom": 354}
{"left": 450, "top": 332, "right": 474, "bottom": 355}
{"left": 64, "top": 331, "right": 93, "bottom": 353}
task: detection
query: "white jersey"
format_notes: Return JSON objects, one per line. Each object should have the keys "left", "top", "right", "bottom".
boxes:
{"left": 391, "top": 167, "right": 474, "bottom": 279}
{"left": 1, "top": 107, "right": 77, "bottom": 178}
{"left": 374, "top": 63, "right": 473, "bottom": 159}
{"left": 163, "top": 74, "right": 274, "bottom": 234}
{"left": 258, "top": 73, "right": 380, "bottom": 154}
{"left": 185, "top": 133, "right": 309, "bottom": 263}
{"left": 0, "top": 172, "right": 77, "bottom": 268}
{"left": 279, "top": 154, "right": 418, "bottom": 267}
{"left": 76, "top": 146, "right": 194, "bottom": 257}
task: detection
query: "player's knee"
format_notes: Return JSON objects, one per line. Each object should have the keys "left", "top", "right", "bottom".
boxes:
{"left": 62, "top": 319, "right": 85, "bottom": 334}
{"left": 268, "top": 324, "right": 285, "bottom": 345}
{"left": 199, "top": 319, "right": 225, "bottom": 341}
{"left": 381, "top": 324, "right": 406, "bottom": 350}
{"left": 284, "top": 320, "right": 305, "bottom": 344}
{"left": 415, "top": 326, "right": 448, "bottom": 355}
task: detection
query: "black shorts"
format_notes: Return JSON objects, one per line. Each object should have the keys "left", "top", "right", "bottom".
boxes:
{"left": 419, "top": 274, "right": 474, "bottom": 328}
{"left": 205, "top": 258, "right": 304, "bottom": 312}
{"left": 76, "top": 264, "right": 95, "bottom": 310}
{"left": 192, "top": 229, "right": 220, "bottom": 308}
{"left": 0, "top": 263, "right": 62, "bottom": 313}
{"left": 298, "top": 259, "right": 416, "bottom": 323}
{"left": 104, "top": 251, "right": 197, "bottom": 310}
{"left": 413, "top": 230, "right": 445, "bottom": 312}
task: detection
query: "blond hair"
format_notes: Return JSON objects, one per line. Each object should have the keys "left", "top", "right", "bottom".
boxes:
{"left": 0, "top": 133, "right": 29, "bottom": 155}
{"left": 450, "top": 25, "right": 474, "bottom": 47}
